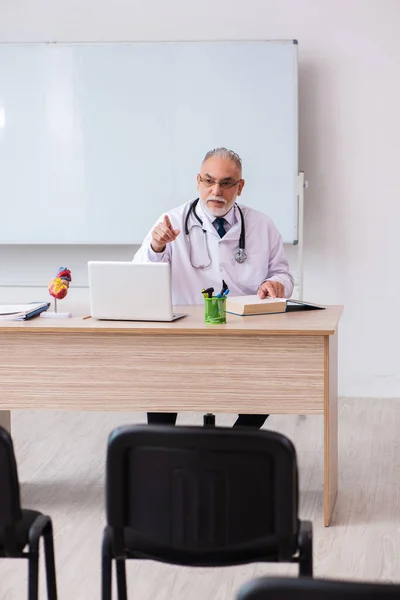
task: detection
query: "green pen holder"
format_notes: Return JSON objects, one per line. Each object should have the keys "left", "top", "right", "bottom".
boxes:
{"left": 204, "top": 296, "right": 227, "bottom": 324}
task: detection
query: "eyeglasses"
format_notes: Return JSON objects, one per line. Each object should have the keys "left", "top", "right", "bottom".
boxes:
{"left": 198, "top": 175, "right": 242, "bottom": 190}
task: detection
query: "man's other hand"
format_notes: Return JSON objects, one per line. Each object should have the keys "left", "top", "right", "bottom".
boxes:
{"left": 258, "top": 280, "right": 285, "bottom": 299}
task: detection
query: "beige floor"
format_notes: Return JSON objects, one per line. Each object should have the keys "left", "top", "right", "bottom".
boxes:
{"left": 1, "top": 398, "right": 400, "bottom": 599}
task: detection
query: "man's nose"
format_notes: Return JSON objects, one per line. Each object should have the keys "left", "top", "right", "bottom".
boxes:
{"left": 212, "top": 182, "right": 222, "bottom": 194}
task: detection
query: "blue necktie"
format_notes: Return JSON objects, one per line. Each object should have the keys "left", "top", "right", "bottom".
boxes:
{"left": 215, "top": 217, "right": 226, "bottom": 238}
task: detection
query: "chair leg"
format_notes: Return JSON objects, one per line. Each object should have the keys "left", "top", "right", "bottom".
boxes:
{"left": 43, "top": 520, "right": 58, "bottom": 600}
{"left": 28, "top": 549, "right": 40, "bottom": 600}
{"left": 203, "top": 413, "right": 215, "bottom": 426}
{"left": 102, "top": 527, "right": 113, "bottom": 600}
{"left": 298, "top": 520, "right": 313, "bottom": 577}
{"left": 116, "top": 559, "right": 128, "bottom": 600}
{"left": 299, "top": 548, "right": 313, "bottom": 576}
{"left": 29, "top": 515, "right": 54, "bottom": 600}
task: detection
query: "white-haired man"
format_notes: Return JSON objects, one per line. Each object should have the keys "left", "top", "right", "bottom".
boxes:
{"left": 134, "top": 147, "right": 294, "bottom": 428}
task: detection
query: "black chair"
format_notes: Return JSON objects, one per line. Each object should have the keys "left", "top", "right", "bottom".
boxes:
{"left": 0, "top": 426, "right": 57, "bottom": 600}
{"left": 102, "top": 425, "right": 312, "bottom": 600}
{"left": 237, "top": 577, "right": 400, "bottom": 599}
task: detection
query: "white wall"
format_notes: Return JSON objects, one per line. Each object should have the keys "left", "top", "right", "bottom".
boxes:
{"left": 1, "top": 0, "right": 399, "bottom": 396}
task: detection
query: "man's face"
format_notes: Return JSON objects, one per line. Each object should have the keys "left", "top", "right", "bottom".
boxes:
{"left": 197, "top": 156, "right": 245, "bottom": 217}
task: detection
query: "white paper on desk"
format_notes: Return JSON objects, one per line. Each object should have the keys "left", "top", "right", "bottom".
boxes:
{"left": 0, "top": 303, "right": 48, "bottom": 319}
{"left": 0, "top": 304, "right": 38, "bottom": 315}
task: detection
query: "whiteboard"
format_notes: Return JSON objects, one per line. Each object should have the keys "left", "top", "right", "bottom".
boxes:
{"left": 0, "top": 41, "right": 298, "bottom": 244}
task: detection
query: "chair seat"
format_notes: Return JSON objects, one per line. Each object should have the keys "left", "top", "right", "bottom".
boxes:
{"left": 0, "top": 509, "right": 42, "bottom": 553}
{"left": 120, "top": 528, "right": 296, "bottom": 567}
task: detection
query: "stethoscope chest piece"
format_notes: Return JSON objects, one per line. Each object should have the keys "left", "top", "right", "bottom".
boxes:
{"left": 235, "top": 248, "right": 247, "bottom": 264}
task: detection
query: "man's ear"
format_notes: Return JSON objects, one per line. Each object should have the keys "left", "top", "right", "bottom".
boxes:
{"left": 196, "top": 173, "right": 201, "bottom": 192}
{"left": 237, "top": 179, "right": 245, "bottom": 196}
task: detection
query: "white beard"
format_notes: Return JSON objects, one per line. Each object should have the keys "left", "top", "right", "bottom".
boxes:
{"left": 201, "top": 195, "right": 236, "bottom": 218}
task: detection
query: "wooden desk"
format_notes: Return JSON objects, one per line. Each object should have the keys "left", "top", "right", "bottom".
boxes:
{"left": 0, "top": 305, "right": 342, "bottom": 526}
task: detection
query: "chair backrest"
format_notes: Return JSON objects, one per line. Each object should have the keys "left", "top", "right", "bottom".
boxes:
{"left": 106, "top": 425, "right": 299, "bottom": 564}
{"left": 0, "top": 426, "right": 22, "bottom": 528}
{"left": 237, "top": 577, "right": 400, "bottom": 599}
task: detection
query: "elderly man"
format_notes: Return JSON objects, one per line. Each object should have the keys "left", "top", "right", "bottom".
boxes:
{"left": 134, "top": 147, "right": 294, "bottom": 428}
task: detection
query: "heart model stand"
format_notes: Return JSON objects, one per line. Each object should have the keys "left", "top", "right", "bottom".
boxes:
{"left": 40, "top": 267, "right": 72, "bottom": 318}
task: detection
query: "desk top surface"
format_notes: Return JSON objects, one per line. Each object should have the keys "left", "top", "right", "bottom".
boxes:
{"left": 0, "top": 305, "right": 343, "bottom": 336}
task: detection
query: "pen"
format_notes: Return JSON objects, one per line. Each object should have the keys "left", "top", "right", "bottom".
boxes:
{"left": 223, "top": 289, "right": 230, "bottom": 297}
{"left": 217, "top": 280, "right": 228, "bottom": 298}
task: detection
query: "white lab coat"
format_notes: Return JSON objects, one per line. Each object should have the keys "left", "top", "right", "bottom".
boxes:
{"left": 133, "top": 200, "right": 294, "bottom": 305}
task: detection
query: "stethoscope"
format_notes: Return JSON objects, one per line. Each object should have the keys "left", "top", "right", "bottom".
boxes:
{"left": 184, "top": 198, "right": 247, "bottom": 269}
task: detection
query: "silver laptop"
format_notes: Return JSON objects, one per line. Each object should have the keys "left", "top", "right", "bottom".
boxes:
{"left": 88, "top": 262, "right": 186, "bottom": 322}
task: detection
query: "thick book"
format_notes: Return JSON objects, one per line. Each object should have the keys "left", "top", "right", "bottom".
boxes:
{"left": 0, "top": 302, "right": 50, "bottom": 321}
{"left": 225, "top": 295, "right": 325, "bottom": 316}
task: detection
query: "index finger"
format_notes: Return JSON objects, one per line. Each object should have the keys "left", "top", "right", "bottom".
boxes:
{"left": 163, "top": 214, "right": 173, "bottom": 230}
{"left": 264, "top": 281, "right": 277, "bottom": 298}
{"left": 258, "top": 281, "right": 276, "bottom": 298}
{"left": 258, "top": 286, "right": 267, "bottom": 299}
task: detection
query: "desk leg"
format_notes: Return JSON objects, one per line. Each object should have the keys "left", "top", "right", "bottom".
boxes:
{"left": 0, "top": 410, "right": 11, "bottom": 433}
{"left": 324, "top": 331, "right": 338, "bottom": 526}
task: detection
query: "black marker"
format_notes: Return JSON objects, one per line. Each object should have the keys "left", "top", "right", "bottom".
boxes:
{"left": 201, "top": 287, "right": 214, "bottom": 299}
